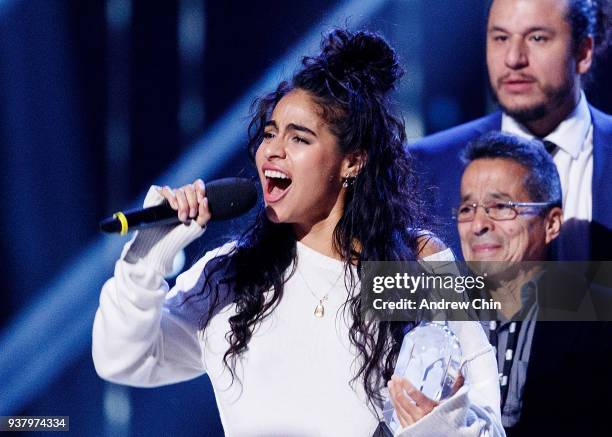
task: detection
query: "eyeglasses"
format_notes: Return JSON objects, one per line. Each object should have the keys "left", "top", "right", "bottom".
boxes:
{"left": 452, "top": 201, "right": 553, "bottom": 222}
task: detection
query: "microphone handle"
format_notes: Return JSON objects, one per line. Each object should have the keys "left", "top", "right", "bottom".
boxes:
{"left": 99, "top": 202, "right": 182, "bottom": 234}
{"left": 127, "top": 202, "right": 182, "bottom": 228}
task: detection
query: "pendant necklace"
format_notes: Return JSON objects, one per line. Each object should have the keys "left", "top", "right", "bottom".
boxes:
{"left": 297, "top": 267, "right": 342, "bottom": 318}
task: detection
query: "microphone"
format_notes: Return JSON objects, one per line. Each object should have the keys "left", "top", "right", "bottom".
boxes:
{"left": 99, "top": 177, "right": 258, "bottom": 234}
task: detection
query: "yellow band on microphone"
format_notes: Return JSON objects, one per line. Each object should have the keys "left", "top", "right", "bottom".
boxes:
{"left": 113, "top": 212, "right": 129, "bottom": 235}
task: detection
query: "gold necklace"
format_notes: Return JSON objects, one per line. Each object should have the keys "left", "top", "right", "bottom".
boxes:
{"left": 297, "top": 267, "right": 342, "bottom": 318}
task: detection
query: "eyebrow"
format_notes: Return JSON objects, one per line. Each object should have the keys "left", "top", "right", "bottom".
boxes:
{"left": 263, "top": 121, "right": 317, "bottom": 137}
{"left": 460, "top": 192, "right": 513, "bottom": 202}
{"left": 488, "top": 25, "right": 555, "bottom": 35}
{"left": 287, "top": 123, "right": 317, "bottom": 137}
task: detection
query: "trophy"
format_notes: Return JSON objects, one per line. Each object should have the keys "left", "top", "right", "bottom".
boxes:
{"left": 381, "top": 321, "right": 463, "bottom": 434}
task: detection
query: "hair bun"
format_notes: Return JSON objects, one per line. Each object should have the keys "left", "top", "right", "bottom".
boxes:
{"left": 316, "top": 29, "right": 403, "bottom": 94}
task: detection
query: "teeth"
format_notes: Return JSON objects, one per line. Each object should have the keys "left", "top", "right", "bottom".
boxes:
{"left": 264, "top": 169, "right": 290, "bottom": 179}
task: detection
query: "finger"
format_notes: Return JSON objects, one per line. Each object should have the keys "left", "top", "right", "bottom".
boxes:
{"left": 396, "top": 376, "right": 438, "bottom": 413}
{"left": 451, "top": 374, "right": 465, "bottom": 396}
{"left": 194, "top": 178, "right": 205, "bottom": 199}
{"left": 174, "top": 188, "right": 190, "bottom": 222}
{"left": 159, "top": 186, "right": 178, "bottom": 209}
{"left": 182, "top": 184, "right": 198, "bottom": 218}
{"left": 196, "top": 197, "right": 211, "bottom": 228}
{"left": 393, "top": 381, "right": 425, "bottom": 422}
{"left": 388, "top": 380, "right": 415, "bottom": 428}
{"left": 194, "top": 180, "right": 210, "bottom": 227}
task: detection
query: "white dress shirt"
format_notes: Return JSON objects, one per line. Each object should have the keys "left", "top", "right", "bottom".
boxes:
{"left": 501, "top": 92, "right": 593, "bottom": 222}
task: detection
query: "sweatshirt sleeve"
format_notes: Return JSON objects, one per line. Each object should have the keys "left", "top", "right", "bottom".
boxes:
{"left": 394, "top": 321, "right": 505, "bottom": 437}
{"left": 92, "top": 185, "right": 233, "bottom": 387}
{"left": 394, "top": 386, "right": 504, "bottom": 437}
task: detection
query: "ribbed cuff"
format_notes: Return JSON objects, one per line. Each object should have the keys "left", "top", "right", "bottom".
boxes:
{"left": 121, "top": 185, "right": 206, "bottom": 276}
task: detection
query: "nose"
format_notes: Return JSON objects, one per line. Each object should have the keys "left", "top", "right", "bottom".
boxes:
{"left": 263, "top": 136, "right": 286, "bottom": 160}
{"left": 471, "top": 206, "right": 493, "bottom": 237}
{"left": 505, "top": 37, "right": 528, "bottom": 70}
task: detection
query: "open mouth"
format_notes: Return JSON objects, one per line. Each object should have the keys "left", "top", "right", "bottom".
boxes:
{"left": 264, "top": 169, "right": 292, "bottom": 202}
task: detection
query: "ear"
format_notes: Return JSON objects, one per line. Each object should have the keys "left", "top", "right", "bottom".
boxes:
{"left": 576, "top": 36, "right": 594, "bottom": 75}
{"left": 341, "top": 150, "right": 367, "bottom": 177}
{"left": 544, "top": 207, "right": 563, "bottom": 244}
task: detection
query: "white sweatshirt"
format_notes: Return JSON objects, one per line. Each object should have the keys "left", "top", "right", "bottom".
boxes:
{"left": 92, "top": 187, "right": 504, "bottom": 437}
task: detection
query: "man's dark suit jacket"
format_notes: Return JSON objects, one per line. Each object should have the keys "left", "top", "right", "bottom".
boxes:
{"left": 408, "top": 105, "right": 612, "bottom": 261}
{"left": 507, "top": 321, "right": 612, "bottom": 435}
{"left": 466, "top": 266, "right": 612, "bottom": 435}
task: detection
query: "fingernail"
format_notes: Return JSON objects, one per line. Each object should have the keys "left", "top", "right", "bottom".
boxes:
{"left": 190, "top": 208, "right": 196, "bottom": 218}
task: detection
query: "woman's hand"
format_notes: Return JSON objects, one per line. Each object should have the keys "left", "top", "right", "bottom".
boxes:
{"left": 387, "top": 374, "right": 464, "bottom": 427}
{"left": 158, "top": 179, "right": 211, "bottom": 228}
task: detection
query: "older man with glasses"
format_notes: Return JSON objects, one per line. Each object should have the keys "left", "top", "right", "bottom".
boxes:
{"left": 455, "top": 131, "right": 612, "bottom": 436}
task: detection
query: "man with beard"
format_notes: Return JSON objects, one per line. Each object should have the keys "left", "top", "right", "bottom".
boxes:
{"left": 456, "top": 131, "right": 612, "bottom": 435}
{"left": 410, "top": 0, "right": 612, "bottom": 260}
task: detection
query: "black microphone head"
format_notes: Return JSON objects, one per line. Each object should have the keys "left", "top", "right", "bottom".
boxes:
{"left": 206, "top": 177, "right": 258, "bottom": 220}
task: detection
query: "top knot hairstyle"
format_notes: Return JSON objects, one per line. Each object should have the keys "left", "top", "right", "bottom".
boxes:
{"left": 311, "top": 29, "right": 404, "bottom": 95}
{"left": 193, "top": 29, "right": 425, "bottom": 415}
{"left": 248, "top": 29, "right": 406, "bottom": 158}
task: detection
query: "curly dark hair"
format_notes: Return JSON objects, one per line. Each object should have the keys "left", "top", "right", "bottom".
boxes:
{"left": 191, "top": 28, "right": 426, "bottom": 415}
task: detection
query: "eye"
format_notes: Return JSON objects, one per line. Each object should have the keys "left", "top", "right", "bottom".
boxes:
{"left": 292, "top": 135, "right": 310, "bottom": 145}
{"left": 491, "top": 34, "right": 508, "bottom": 43}
{"left": 493, "top": 203, "right": 512, "bottom": 210}
{"left": 529, "top": 34, "right": 548, "bottom": 43}
{"left": 490, "top": 203, "right": 514, "bottom": 217}
{"left": 263, "top": 131, "right": 275, "bottom": 140}
{"left": 458, "top": 205, "right": 473, "bottom": 214}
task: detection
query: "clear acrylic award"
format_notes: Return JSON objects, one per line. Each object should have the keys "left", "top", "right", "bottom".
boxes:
{"left": 382, "top": 321, "right": 463, "bottom": 433}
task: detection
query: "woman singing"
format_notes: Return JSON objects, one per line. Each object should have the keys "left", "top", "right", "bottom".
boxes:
{"left": 93, "top": 29, "right": 502, "bottom": 436}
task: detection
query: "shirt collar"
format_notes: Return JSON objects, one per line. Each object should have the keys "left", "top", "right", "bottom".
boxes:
{"left": 495, "top": 271, "right": 542, "bottom": 323}
{"left": 501, "top": 91, "right": 592, "bottom": 159}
